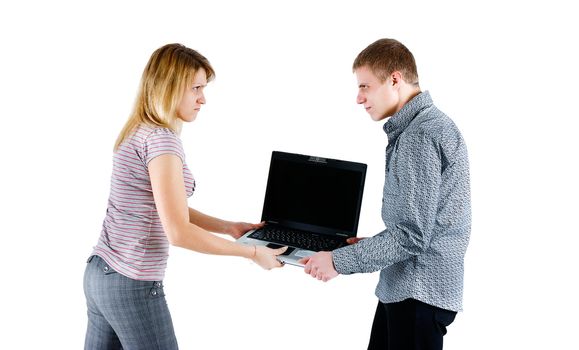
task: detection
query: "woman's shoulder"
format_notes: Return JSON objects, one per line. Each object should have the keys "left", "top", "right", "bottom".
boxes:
{"left": 135, "top": 124, "right": 178, "bottom": 139}
{"left": 127, "top": 124, "right": 181, "bottom": 149}
{"left": 120, "top": 124, "right": 182, "bottom": 157}
{"left": 134, "top": 124, "right": 185, "bottom": 162}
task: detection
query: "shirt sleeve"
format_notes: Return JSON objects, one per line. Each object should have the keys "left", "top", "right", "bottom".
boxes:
{"left": 142, "top": 128, "right": 185, "bottom": 166}
{"left": 332, "top": 131, "right": 442, "bottom": 274}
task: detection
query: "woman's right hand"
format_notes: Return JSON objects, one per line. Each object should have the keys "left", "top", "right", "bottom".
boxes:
{"left": 251, "top": 245, "right": 288, "bottom": 270}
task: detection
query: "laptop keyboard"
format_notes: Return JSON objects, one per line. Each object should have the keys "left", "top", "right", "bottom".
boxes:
{"left": 248, "top": 226, "right": 347, "bottom": 251}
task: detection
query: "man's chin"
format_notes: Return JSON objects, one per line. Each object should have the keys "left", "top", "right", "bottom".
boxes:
{"left": 370, "top": 114, "right": 387, "bottom": 122}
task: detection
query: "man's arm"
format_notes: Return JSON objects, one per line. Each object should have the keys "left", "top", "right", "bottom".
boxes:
{"left": 333, "top": 132, "right": 442, "bottom": 274}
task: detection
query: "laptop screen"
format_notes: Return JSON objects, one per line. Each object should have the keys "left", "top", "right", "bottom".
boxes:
{"left": 261, "top": 152, "right": 366, "bottom": 236}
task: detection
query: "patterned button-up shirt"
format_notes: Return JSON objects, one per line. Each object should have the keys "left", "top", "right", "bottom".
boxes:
{"left": 332, "top": 91, "right": 471, "bottom": 312}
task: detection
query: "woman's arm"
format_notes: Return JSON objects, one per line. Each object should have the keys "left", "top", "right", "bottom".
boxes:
{"left": 148, "top": 154, "right": 285, "bottom": 268}
{"left": 187, "top": 208, "right": 228, "bottom": 233}
{"left": 188, "top": 208, "right": 265, "bottom": 239}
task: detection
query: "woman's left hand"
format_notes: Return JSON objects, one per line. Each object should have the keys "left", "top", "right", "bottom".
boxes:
{"left": 224, "top": 221, "right": 265, "bottom": 239}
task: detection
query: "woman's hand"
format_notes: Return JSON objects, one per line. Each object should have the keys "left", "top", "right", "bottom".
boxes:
{"left": 251, "top": 245, "right": 288, "bottom": 270}
{"left": 225, "top": 221, "right": 265, "bottom": 239}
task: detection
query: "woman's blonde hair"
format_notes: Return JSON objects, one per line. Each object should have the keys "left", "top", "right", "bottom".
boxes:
{"left": 114, "top": 43, "right": 215, "bottom": 150}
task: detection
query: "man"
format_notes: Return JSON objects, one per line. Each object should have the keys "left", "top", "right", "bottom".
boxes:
{"left": 299, "top": 38, "right": 471, "bottom": 350}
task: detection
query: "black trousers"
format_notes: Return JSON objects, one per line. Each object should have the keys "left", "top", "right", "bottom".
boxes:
{"left": 367, "top": 298, "right": 457, "bottom": 350}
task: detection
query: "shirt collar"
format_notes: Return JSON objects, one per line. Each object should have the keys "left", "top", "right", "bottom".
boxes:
{"left": 383, "top": 91, "right": 433, "bottom": 141}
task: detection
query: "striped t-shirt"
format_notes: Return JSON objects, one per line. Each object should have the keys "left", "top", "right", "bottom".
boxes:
{"left": 92, "top": 125, "right": 195, "bottom": 281}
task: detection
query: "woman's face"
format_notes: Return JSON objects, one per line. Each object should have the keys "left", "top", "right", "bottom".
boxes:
{"left": 177, "top": 69, "right": 207, "bottom": 122}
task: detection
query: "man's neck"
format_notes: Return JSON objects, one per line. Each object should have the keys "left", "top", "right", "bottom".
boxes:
{"left": 396, "top": 86, "right": 422, "bottom": 113}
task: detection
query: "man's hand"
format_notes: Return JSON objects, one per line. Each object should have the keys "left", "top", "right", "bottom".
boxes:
{"left": 346, "top": 237, "right": 366, "bottom": 245}
{"left": 298, "top": 251, "right": 339, "bottom": 282}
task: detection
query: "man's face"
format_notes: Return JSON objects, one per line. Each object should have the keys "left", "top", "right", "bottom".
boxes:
{"left": 355, "top": 66, "right": 398, "bottom": 121}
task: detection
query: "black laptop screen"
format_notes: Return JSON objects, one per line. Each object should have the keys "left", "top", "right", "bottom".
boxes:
{"left": 261, "top": 154, "right": 365, "bottom": 235}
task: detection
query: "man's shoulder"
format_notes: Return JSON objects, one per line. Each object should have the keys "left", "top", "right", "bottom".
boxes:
{"left": 400, "top": 107, "right": 467, "bottom": 163}
{"left": 409, "top": 106, "right": 462, "bottom": 140}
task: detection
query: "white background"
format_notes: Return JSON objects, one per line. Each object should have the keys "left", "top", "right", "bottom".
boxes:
{"left": 1, "top": 0, "right": 578, "bottom": 348}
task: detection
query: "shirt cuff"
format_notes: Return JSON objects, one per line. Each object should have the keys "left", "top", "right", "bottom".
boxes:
{"left": 332, "top": 245, "right": 362, "bottom": 275}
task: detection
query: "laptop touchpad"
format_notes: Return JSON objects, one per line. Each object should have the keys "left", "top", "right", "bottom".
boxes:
{"left": 294, "top": 250, "right": 315, "bottom": 258}
{"left": 266, "top": 243, "right": 295, "bottom": 256}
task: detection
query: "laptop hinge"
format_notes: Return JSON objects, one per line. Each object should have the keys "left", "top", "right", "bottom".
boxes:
{"left": 335, "top": 233, "right": 348, "bottom": 237}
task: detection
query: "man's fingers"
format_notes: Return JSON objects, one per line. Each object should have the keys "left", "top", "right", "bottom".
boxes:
{"left": 309, "top": 266, "right": 318, "bottom": 278}
{"left": 347, "top": 237, "right": 368, "bottom": 244}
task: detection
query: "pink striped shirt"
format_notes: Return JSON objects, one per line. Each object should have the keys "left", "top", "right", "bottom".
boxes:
{"left": 92, "top": 125, "right": 195, "bottom": 281}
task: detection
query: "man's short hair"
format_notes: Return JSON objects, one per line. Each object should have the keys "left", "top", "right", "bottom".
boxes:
{"left": 353, "top": 38, "right": 419, "bottom": 85}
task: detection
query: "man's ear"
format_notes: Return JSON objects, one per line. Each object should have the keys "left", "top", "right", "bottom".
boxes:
{"left": 390, "top": 71, "right": 403, "bottom": 86}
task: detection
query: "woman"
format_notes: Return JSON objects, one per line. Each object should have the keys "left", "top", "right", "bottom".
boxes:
{"left": 83, "top": 43, "right": 286, "bottom": 350}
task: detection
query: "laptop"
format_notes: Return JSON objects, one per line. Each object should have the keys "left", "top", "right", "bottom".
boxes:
{"left": 237, "top": 151, "right": 367, "bottom": 266}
